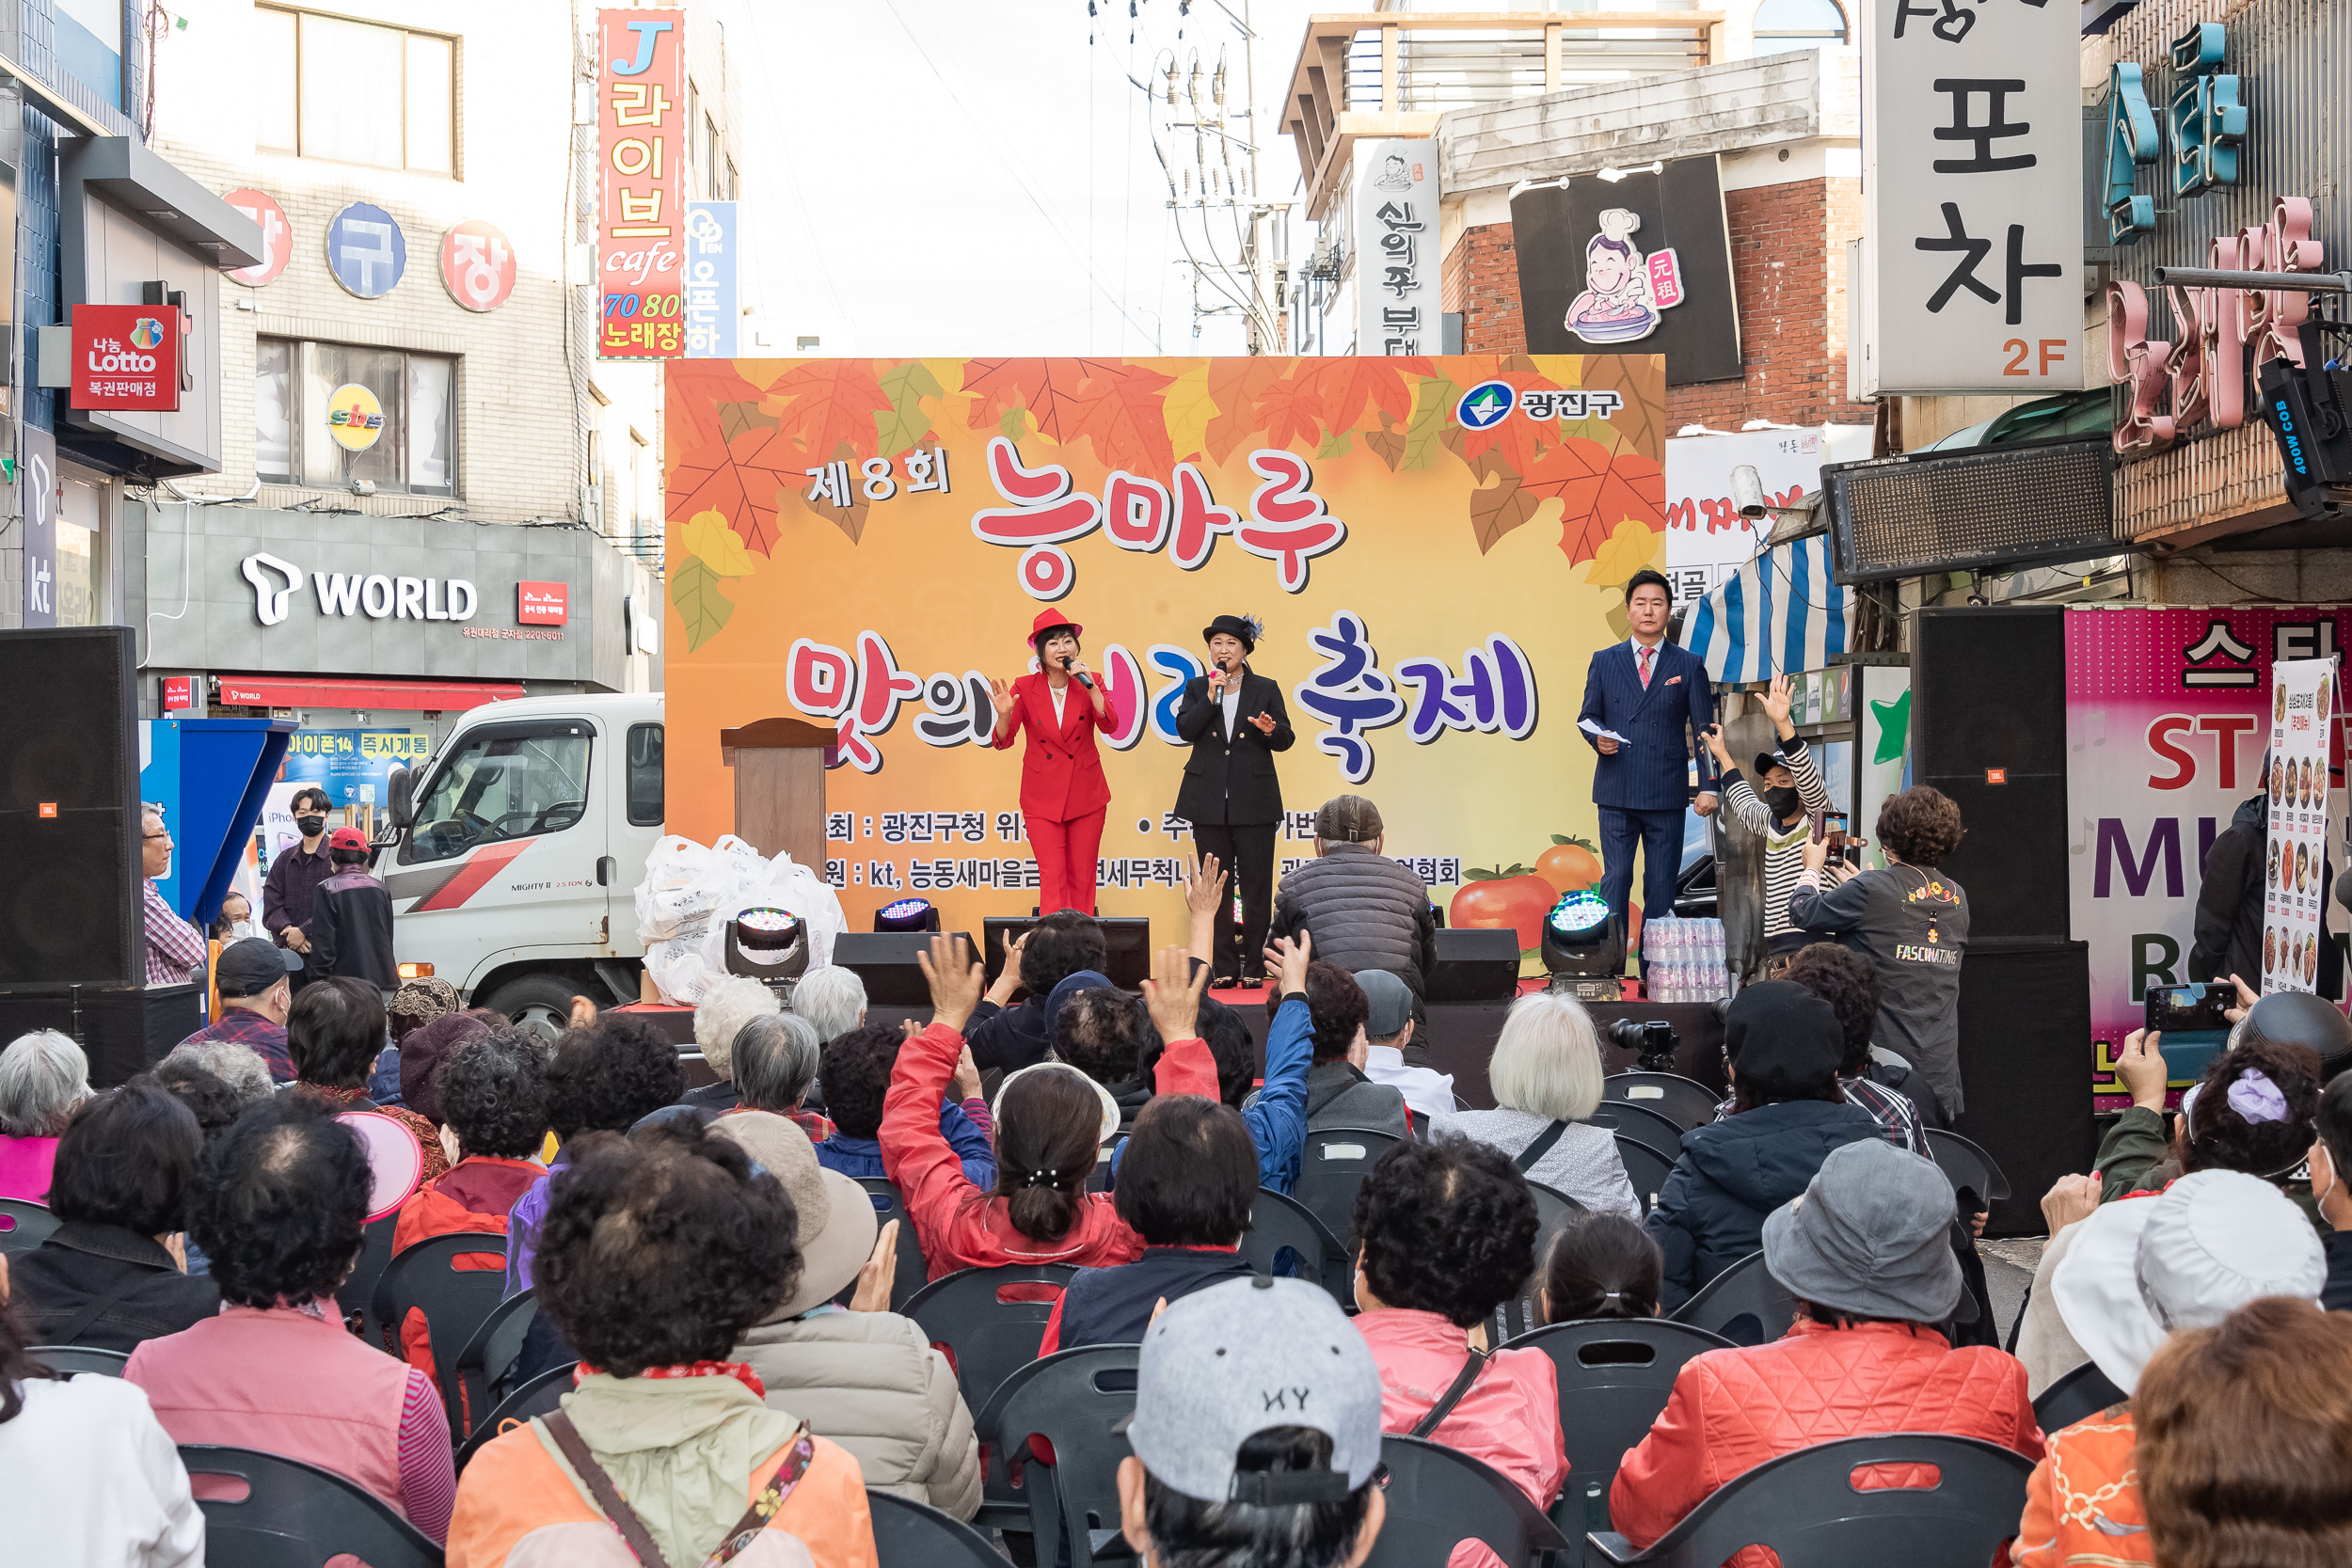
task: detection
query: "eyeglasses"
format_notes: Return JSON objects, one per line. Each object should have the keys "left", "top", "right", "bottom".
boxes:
{"left": 143, "top": 832, "right": 172, "bottom": 843}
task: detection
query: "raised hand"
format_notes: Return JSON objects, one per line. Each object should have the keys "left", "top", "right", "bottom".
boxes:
{"left": 1761, "top": 673, "right": 1795, "bottom": 733}
{"left": 1263, "top": 929, "right": 1314, "bottom": 996}
{"left": 989, "top": 677, "right": 1017, "bottom": 717}
{"left": 1184, "top": 851, "right": 1228, "bottom": 921}
{"left": 916, "top": 932, "right": 986, "bottom": 1033}
{"left": 1141, "top": 943, "right": 1210, "bottom": 1046}
{"left": 848, "top": 1221, "right": 900, "bottom": 1313}
{"left": 1700, "top": 723, "right": 1733, "bottom": 765}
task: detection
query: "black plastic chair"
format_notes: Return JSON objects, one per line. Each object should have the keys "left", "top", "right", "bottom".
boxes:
{"left": 868, "top": 1487, "right": 1009, "bottom": 1567}
{"left": 335, "top": 1212, "right": 400, "bottom": 1342}
{"left": 29, "top": 1344, "right": 130, "bottom": 1376}
{"left": 1505, "top": 1318, "right": 1735, "bottom": 1539}
{"left": 369, "top": 1231, "right": 510, "bottom": 1386}
{"left": 1613, "top": 1134, "right": 1677, "bottom": 1215}
{"left": 1582, "top": 1100, "right": 1689, "bottom": 1152}
{"left": 978, "top": 1343, "right": 1140, "bottom": 1568}
{"left": 1240, "top": 1188, "right": 1349, "bottom": 1303}
{"left": 835, "top": 1178, "right": 930, "bottom": 1312}
{"left": 1586, "top": 1432, "right": 2036, "bottom": 1567}
{"left": 0, "top": 1196, "right": 58, "bottom": 1255}
{"left": 1362, "top": 1433, "right": 1569, "bottom": 1568}
{"left": 1087, "top": 1144, "right": 1116, "bottom": 1193}
{"left": 445, "top": 1288, "right": 537, "bottom": 1443}
{"left": 1602, "top": 1071, "right": 1721, "bottom": 1133}
{"left": 1670, "top": 1250, "right": 1796, "bottom": 1347}
{"left": 1493, "top": 1180, "right": 1586, "bottom": 1342}
{"left": 2032, "top": 1360, "right": 2127, "bottom": 1434}
{"left": 903, "top": 1262, "right": 1077, "bottom": 1418}
{"left": 1924, "top": 1128, "right": 2013, "bottom": 1215}
{"left": 453, "top": 1361, "right": 578, "bottom": 1473}
{"left": 1292, "top": 1126, "right": 1404, "bottom": 1251}
{"left": 179, "top": 1443, "right": 445, "bottom": 1568}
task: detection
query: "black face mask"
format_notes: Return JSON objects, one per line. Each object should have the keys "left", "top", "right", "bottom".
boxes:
{"left": 1763, "top": 785, "right": 1803, "bottom": 821}
{"left": 296, "top": 815, "right": 326, "bottom": 837}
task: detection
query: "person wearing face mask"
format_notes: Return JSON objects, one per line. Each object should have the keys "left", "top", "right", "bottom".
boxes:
{"left": 262, "top": 786, "right": 338, "bottom": 980}
{"left": 173, "top": 938, "right": 302, "bottom": 1083}
{"left": 1700, "top": 673, "right": 1834, "bottom": 965}
{"left": 2307, "top": 1069, "right": 2352, "bottom": 1309}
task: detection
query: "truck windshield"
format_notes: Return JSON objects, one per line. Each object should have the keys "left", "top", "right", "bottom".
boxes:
{"left": 406, "top": 727, "right": 592, "bottom": 863}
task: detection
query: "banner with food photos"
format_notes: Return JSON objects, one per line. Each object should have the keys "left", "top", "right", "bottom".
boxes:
{"left": 2264, "top": 656, "right": 2338, "bottom": 993}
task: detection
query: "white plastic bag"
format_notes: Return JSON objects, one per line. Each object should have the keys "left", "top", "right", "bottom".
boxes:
{"left": 638, "top": 832, "right": 850, "bottom": 1004}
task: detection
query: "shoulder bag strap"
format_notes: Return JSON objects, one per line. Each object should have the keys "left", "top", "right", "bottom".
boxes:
{"left": 1514, "top": 1119, "right": 1570, "bottom": 1173}
{"left": 702, "top": 1423, "right": 818, "bottom": 1568}
{"left": 1407, "top": 1349, "right": 1490, "bottom": 1439}
{"left": 541, "top": 1409, "right": 675, "bottom": 1568}
{"left": 49, "top": 1272, "right": 152, "bottom": 1348}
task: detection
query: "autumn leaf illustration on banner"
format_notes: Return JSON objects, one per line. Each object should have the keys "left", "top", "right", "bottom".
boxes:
{"left": 872, "top": 360, "right": 946, "bottom": 458}
{"left": 1060, "top": 359, "right": 1177, "bottom": 473}
{"left": 1520, "top": 436, "right": 1666, "bottom": 570}
{"left": 1201, "top": 358, "right": 1285, "bottom": 464}
{"left": 668, "top": 363, "right": 811, "bottom": 558}
{"left": 670, "top": 556, "right": 733, "bottom": 652}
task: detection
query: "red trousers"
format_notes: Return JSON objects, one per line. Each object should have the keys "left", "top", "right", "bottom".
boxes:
{"left": 1030, "top": 808, "right": 1106, "bottom": 915}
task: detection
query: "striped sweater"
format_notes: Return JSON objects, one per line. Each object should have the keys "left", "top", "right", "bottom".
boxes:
{"left": 1720, "top": 736, "right": 1832, "bottom": 940}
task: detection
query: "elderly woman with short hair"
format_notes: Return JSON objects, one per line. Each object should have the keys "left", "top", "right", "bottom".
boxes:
{"left": 155, "top": 1037, "right": 275, "bottom": 1108}
{"left": 1430, "top": 991, "right": 1639, "bottom": 1217}
{"left": 0, "top": 1030, "right": 91, "bottom": 1201}
{"left": 791, "top": 965, "right": 868, "bottom": 1045}
{"left": 681, "top": 975, "right": 779, "bottom": 1112}
{"left": 733, "top": 1013, "right": 832, "bottom": 1140}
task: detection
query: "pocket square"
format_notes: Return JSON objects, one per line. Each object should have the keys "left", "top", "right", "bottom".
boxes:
{"left": 1665, "top": 675, "right": 1683, "bottom": 686}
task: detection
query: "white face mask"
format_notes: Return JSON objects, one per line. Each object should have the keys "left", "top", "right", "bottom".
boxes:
{"left": 227, "top": 920, "right": 255, "bottom": 941}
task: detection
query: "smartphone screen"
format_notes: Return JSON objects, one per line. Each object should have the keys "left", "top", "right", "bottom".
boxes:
{"left": 1821, "top": 812, "right": 1849, "bottom": 849}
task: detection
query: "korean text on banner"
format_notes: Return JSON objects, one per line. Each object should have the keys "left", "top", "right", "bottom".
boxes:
{"left": 2263, "top": 656, "right": 2336, "bottom": 994}
{"left": 1860, "top": 0, "right": 2081, "bottom": 394}
{"left": 597, "top": 7, "right": 685, "bottom": 359}
{"left": 1355, "top": 141, "right": 1439, "bottom": 356}
{"left": 683, "top": 201, "right": 739, "bottom": 358}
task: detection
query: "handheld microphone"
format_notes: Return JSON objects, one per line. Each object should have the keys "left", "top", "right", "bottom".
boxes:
{"left": 1062, "top": 654, "right": 1095, "bottom": 690}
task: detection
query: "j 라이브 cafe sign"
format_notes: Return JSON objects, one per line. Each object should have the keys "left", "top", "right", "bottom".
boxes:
{"left": 72, "top": 304, "right": 182, "bottom": 411}
{"left": 597, "top": 6, "right": 686, "bottom": 359}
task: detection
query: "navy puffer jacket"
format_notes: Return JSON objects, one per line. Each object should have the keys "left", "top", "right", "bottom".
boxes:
{"left": 1647, "top": 1097, "right": 1883, "bottom": 1308}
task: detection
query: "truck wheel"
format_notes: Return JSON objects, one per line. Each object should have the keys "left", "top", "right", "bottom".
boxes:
{"left": 481, "top": 974, "right": 586, "bottom": 1046}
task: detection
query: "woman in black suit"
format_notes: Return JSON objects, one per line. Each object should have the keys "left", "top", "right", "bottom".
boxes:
{"left": 1173, "top": 613, "right": 1295, "bottom": 986}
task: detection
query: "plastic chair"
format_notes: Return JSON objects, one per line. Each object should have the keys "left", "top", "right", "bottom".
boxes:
{"left": 2032, "top": 1360, "right": 2127, "bottom": 1434}
{"left": 1613, "top": 1134, "right": 1677, "bottom": 1215}
{"left": 1291, "top": 1126, "right": 1404, "bottom": 1251}
{"left": 178, "top": 1443, "right": 446, "bottom": 1568}
{"left": 1602, "top": 1071, "right": 1722, "bottom": 1133}
{"left": 0, "top": 1196, "right": 59, "bottom": 1255}
{"left": 903, "top": 1262, "right": 1077, "bottom": 1417}
{"left": 29, "top": 1344, "right": 130, "bottom": 1376}
{"left": 444, "top": 1288, "right": 537, "bottom": 1443}
{"left": 1585, "top": 1432, "right": 2036, "bottom": 1567}
{"left": 1240, "top": 1188, "right": 1349, "bottom": 1303}
{"left": 369, "top": 1231, "right": 510, "bottom": 1384}
{"left": 1924, "top": 1128, "right": 2013, "bottom": 1214}
{"left": 1362, "top": 1433, "right": 1570, "bottom": 1568}
{"left": 334, "top": 1212, "right": 399, "bottom": 1342}
{"left": 1504, "top": 1318, "right": 1734, "bottom": 1538}
{"left": 868, "top": 1488, "right": 1009, "bottom": 1567}
{"left": 1670, "top": 1250, "right": 1796, "bottom": 1348}
{"left": 453, "top": 1361, "right": 578, "bottom": 1474}
{"left": 1493, "top": 1181, "right": 1586, "bottom": 1343}
{"left": 834, "top": 1178, "right": 930, "bottom": 1313}
{"left": 978, "top": 1344, "right": 1140, "bottom": 1568}
{"left": 1581, "top": 1100, "right": 1689, "bottom": 1152}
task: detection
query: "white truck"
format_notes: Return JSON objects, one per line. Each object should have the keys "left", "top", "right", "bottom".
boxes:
{"left": 379, "top": 691, "right": 666, "bottom": 1037}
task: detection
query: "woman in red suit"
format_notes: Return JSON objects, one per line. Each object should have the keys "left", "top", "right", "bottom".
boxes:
{"left": 991, "top": 610, "right": 1121, "bottom": 915}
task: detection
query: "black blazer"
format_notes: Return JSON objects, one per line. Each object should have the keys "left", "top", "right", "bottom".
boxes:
{"left": 1172, "top": 670, "right": 1295, "bottom": 826}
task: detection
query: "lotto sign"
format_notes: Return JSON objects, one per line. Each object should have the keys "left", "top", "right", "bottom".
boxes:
{"left": 666, "top": 354, "right": 1668, "bottom": 932}
{"left": 223, "top": 188, "right": 291, "bottom": 287}
{"left": 597, "top": 7, "right": 686, "bottom": 358}
{"left": 326, "top": 384, "right": 386, "bottom": 451}
{"left": 1860, "top": 0, "right": 2083, "bottom": 392}
{"left": 440, "top": 220, "right": 516, "bottom": 312}
{"left": 71, "top": 305, "right": 181, "bottom": 411}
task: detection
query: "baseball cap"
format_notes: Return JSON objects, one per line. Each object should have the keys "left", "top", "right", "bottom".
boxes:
{"left": 1122, "top": 1275, "right": 1383, "bottom": 1505}
{"left": 1752, "top": 751, "right": 1791, "bottom": 777}
{"left": 326, "top": 826, "right": 370, "bottom": 852}
{"left": 1315, "top": 795, "right": 1383, "bottom": 843}
{"left": 1723, "top": 980, "right": 1844, "bottom": 1096}
{"left": 1762, "top": 1139, "right": 1971, "bottom": 1323}
{"left": 1356, "top": 969, "right": 1413, "bottom": 1039}
{"left": 215, "top": 936, "right": 301, "bottom": 998}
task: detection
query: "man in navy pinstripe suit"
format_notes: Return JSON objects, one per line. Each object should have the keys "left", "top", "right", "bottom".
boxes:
{"left": 1579, "top": 569, "right": 1718, "bottom": 975}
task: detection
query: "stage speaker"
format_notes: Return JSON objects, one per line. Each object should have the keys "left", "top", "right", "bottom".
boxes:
{"left": 0, "top": 628, "right": 140, "bottom": 986}
{"left": 833, "top": 931, "right": 973, "bottom": 1006}
{"left": 1952, "top": 939, "right": 2094, "bottom": 1238}
{"left": 1910, "top": 607, "right": 2069, "bottom": 943}
{"left": 982, "top": 916, "right": 1152, "bottom": 990}
{"left": 1426, "top": 927, "right": 1520, "bottom": 1002}
{"left": 0, "top": 982, "right": 203, "bottom": 1087}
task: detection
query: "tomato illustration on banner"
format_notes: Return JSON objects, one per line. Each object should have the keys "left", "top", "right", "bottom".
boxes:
{"left": 440, "top": 220, "right": 516, "bottom": 312}
{"left": 224, "top": 188, "right": 291, "bottom": 288}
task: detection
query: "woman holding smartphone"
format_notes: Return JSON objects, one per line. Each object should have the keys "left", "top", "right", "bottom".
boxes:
{"left": 991, "top": 610, "right": 1121, "bottom": 916}
{"left": 1699, "top": 674, "right": 1836, "bottom": 970}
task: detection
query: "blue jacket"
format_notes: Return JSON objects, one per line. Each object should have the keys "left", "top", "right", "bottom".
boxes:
{"left": 1646, "top": 1097, "right": 1883, "bottom": 1308}
{"left": 817, "top": 1099, "right": 997, "bottom": 1190}
{"left": 1579, "top": 639, "right": 1716, "bottom": 810}
{"left": 1110, "top": 994, "right": 1314, "bottom": 1196}
{"left": 1051, "top": 1246, "right": 1257, "bottom": 1353}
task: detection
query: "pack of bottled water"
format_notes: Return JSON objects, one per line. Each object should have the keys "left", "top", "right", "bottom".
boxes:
{"left": 1644, "top": 916, "right": 1728, "bottom": 1003}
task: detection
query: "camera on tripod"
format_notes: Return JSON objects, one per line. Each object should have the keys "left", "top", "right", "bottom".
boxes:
{"left": 1605, "top": 1016, "right": 1681, "bottom": 1073}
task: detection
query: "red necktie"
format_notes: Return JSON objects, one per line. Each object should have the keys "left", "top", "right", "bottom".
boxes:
{"left": 1638, "top": 645, "right": 1654, "bottom": 689}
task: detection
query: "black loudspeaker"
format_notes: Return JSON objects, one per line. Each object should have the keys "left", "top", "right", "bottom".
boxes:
{"left": 0, "top": 628, "right": 140, "bottom": 985}
{"left": 1426, "top": 927, "right": 1521, "bottom": 1002}
{"left": 833, "top": 931, "right": 974, "bottom": 1006}
{"left": 1911, "top": 607, "right": 2070, "bottom": 942}
{"left": 0, "top": 982, "right": 203, "bottom": 1086}
{"left": 981, "top": 916, "right": 1152, "bottom": 990}
{"left": 1952, "top": 939, "right": 2094, "bottom": 1238}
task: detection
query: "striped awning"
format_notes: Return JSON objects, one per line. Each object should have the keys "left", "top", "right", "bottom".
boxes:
{"left": 1677, "top": 535, "right": 1856, "bottom": 683}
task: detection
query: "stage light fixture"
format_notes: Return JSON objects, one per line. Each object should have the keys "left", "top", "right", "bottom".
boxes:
{"left": 874, "top": 897, "right": 940, "bottom": 933}
{"left": 1541, "top": 890, "right": 1625, "bottom": 1002}
{"left": 724, "top": 907, "right": 809, "bottom": 999}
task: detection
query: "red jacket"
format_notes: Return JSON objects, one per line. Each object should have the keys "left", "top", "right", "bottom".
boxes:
{"left": 992, "top": 671, "right": 1121, "bottom": 822}
{"left": 389, "top": 1154, "right": 542, "bottom": 1414}
{"left": 1610, "top": 1318, "right": 2044, "bottom": 1568}
{"left": 880, "top": 1021, "right": 1144, "bottom": 1275}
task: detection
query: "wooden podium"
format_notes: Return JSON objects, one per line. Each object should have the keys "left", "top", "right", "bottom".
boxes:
{"left": 718, "top": 717, "right": 836, "bottom": 871}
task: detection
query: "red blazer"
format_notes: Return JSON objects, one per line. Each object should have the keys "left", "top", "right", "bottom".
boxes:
{"left": 993, "top": 671, "right": 1121, "bottom": 823}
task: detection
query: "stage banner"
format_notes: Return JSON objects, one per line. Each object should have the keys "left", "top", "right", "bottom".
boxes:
{"left": 2064, "top": 607, "right": 2348, "bottom": 1108}
{"left": 666, "top": 355, "right": 1669, "bottom": 945}
{"left": 2263, "top": 656, "right": 2337, "bottom": 994}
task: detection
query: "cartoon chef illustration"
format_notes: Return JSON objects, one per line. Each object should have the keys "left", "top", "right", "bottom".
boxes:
{"left": 1565, "top": 208, "right": 1666, "bottom": 344}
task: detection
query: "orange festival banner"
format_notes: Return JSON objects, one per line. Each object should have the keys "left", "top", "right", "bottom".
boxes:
{"left": 665, "top": 355, "right": 1669, "bottom": 964}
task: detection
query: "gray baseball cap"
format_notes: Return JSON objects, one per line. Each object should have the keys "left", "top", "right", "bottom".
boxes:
{"left": 1356, "top": 969, "right": 1413, "bottom": 1038}
{"left": 1761, "top": 1138, "right": 1972, "bottom": 1324}
{"left": 1122, "top": 1275, "right": 1383, "bottom": 1505}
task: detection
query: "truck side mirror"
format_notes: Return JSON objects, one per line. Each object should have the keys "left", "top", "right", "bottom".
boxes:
{"left": 389, "top": 765, "right": 415, "bottom": 831}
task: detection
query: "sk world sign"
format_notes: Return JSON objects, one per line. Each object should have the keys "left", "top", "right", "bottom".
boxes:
{"left": 71, "top": 305, "right": 183, "bottom": 411}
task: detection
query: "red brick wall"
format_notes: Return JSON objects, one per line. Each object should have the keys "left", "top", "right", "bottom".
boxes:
{"left": 1441, "top": 175, "right": 1875, "bottom": 427}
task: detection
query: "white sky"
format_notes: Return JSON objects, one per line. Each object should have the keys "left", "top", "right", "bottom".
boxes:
{"left": 732, "top": 0, "right": 1322, "bottom": 357}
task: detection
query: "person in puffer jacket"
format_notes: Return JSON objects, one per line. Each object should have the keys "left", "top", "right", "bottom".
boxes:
{"left": 1268, "top": 794, "right": 1437, "bottom": 998}
{"left": 1613, "top": 1140, "right": 2042, "bottom": 1565}
{"left": 1646, "top": 982, "right": 1881, "bottom": 1308}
